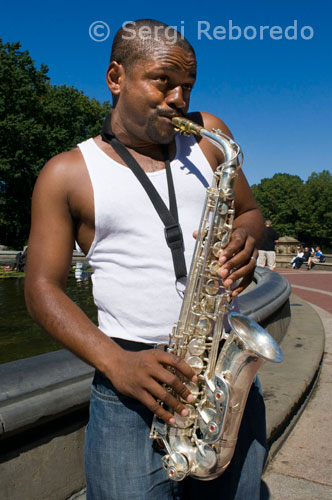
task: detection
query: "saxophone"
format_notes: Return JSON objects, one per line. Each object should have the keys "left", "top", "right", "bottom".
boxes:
{"left": 150, "top": 116, "right": 283, "bottom": 481}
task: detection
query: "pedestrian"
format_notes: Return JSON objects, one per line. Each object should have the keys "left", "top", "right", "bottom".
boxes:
{"left": 13, "top": 246, "right": 28, "bottom": 272}
{"left": 291, "top": 245, "right": 303, "bottom": 269}
{"left": 25, "top": 19, "right": 267, "bottom": 500}
{"left": 307, "top": 246, "right": 324, "bottom": 270}
{"left": 257, "top": 220, "right": 279, "bottom": 270}
{"left": 293, "top": 246, "right": 312, "bottom": 269}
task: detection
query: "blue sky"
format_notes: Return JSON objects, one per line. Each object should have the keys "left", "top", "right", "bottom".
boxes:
{"left": 1, "top": 0, "right": 331, "bottom": 185}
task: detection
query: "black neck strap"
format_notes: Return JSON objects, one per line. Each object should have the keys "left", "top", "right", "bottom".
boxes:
{"left": 101, "top": 115, "right": 187, "bottom": 280}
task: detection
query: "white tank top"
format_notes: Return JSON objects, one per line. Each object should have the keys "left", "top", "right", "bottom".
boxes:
{"left": 78, "top": 133, "right": 214, "bottom": 344}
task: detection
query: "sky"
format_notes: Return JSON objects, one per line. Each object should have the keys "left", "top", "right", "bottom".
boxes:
{"left": 1, "top": 0, "right": 331, "bottom": 185}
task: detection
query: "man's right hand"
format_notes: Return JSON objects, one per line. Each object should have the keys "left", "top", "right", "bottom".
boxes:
{"left": 108, "top": 347, "right": 197, "bottom": 424}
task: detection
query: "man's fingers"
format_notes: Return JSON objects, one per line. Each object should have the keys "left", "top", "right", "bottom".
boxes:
{"left": 142, "top": 391, "right": 177, "bottom": 424}
{"left": 159, "top": 351, "right": 197, "bottom": 382}
{"left": 218, "top": 228, "right": 252, "bottom": 262}
{"left": 148, "top": 379, "right": 193, "bottom": 419}
{"left": 231, "top": 271, "right": 255, "bottom": 297}
{"left": 158, "top": 366, "right": 195, "bottom": 402}
{"left": 112, "top": 349, "right": 198, "bottom": 424}
{"left": 219, "top": 249, "right": 258, "bottom": 289}
{"left": 136, "top": 375, "right": 194, "bottom": 425}
{"left": 143, "top": 353, "right": 197, "bottom": 423}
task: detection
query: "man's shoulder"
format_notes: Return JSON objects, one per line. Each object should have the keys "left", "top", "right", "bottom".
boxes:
{"left": 37, "top": 145, "right": 87, "bottom": 187}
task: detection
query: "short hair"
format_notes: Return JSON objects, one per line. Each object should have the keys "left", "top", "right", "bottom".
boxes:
{"left": 110, "top": 19, "right": 195, "bottom": 73}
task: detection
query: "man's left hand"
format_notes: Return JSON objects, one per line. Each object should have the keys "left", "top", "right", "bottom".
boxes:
{"left": 218, "top": 227, "right": 258, "bottom": 297}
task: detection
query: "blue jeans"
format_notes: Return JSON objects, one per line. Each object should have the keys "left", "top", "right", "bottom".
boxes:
{"left": 85, "top": 371, "right": 268, "bottom": 500}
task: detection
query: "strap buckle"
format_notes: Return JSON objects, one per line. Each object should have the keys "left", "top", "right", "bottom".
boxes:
{"left": 164, "top": 223, "right": 184, "bottom": 250}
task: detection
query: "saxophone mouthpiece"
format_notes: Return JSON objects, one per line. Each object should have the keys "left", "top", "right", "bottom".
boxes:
{"left": 172, "top": 117, "right": 203, "bottom": 137}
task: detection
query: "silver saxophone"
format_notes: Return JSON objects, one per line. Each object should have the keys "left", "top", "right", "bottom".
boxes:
{"left": 150, "top": 116, "right": 283, "bottom": 481}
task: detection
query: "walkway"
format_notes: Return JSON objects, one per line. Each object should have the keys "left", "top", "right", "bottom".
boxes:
{"left": 277, "top": 268, "right": 332, "bottom": 314}
{"left": 262, "top": 269, "right": 332, "bottom": 499}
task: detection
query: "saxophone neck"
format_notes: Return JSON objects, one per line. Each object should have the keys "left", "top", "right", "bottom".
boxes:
{"left": 172, "top": 116, "right": 242, "bottom": 170}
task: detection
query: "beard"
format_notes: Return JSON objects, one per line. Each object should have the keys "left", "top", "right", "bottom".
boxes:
{"left": 145, "top": 110, "right": 177, "bottom": 144}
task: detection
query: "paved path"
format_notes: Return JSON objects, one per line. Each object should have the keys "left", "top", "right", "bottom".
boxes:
{"left": 277, "top": 269, "right": 332, "bottom": 314}
{"left": 262, "top": 270, "right": 332, "bottom": 499}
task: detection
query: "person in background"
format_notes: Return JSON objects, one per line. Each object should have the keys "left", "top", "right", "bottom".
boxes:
{"left": 293, "top": 246, "right": 312, "bottom": 270}
{"left": 307, "top": 246, "right": 324, "bottom": 270}
{"left": 291, "top": 245, "right": 303, "bottom": 269}
{"left": 257, "top": 220, "right": 279, "bottom": 270}
{"left": 13, "top": 246, "right": 28, "bottom": 272}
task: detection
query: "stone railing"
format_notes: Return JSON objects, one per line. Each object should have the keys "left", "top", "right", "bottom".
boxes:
{"left": 0, "top": 250, "right": 87, "bottom": 266}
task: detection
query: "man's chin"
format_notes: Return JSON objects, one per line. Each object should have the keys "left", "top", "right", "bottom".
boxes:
{"left": 147, "top": 128, "right": 176, "bottom": 145}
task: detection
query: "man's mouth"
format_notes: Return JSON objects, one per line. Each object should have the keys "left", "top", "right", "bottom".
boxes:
{"left": 157, "top": 110, "right": 186, "bottom": 121}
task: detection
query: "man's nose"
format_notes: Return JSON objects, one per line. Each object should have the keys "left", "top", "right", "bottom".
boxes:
{"left": 165, "top": 86, "right": 186, "bottom": 109}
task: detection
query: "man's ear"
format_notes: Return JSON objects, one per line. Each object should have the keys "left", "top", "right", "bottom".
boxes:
{"left": 106, "top": 61, "right": 125, "bottom": 96}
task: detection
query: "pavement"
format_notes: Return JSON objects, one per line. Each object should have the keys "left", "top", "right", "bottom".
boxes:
{"left": 262, "top": 269, "right": 332, "bottom": 499}
{"left": 68, "top": 268, "right": 332, "bottom": 500}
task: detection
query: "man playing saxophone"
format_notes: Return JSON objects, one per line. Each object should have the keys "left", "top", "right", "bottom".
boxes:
{"left": 25, "top": 19, "right": 266, "bottom": 500}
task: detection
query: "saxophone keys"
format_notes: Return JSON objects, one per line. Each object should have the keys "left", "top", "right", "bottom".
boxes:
{"left": 183, "top": 380, "right": 200, "bottom": 402}
{"left": 216, "top": 230, "right": 230, "bottom": 247}
{"left": 207, "top": 422, "right": 219, "bottom": 436}
{"left": 205, "top": 279, "right": 220, "bottom": 295}
{"left": 197, "top": 408, "right": 221, "bottom": 443}
{"left": 188, "top": 337, "right": 206, "bottom": 356}
{"left": 196, "top": 444, "right": 217, "bottom": 470}
{"left": 212, "top": 241, "right": 222, "bottom": 257}
{"left": 218, "top": 202, "right": 229, "bottom": 216}
{"left": 209, "top": 260, "right": 221, "bottom": 274}
{"left": 172, "top": 404, "right": 196, "bottom": 428}
{"left": 200, "top": 295, "right": 216, "bottom": 314}
{"left": 215, "top": 390, "right": 226, "bottom": 404}
{"left": 194, "top": 317, "right": 212, "bottom": 336}
{"left": 162, "top": 452, "right": 189, "bottom": 481}
{"left": 185, "top": 355, "right": 204, "bottom": 374}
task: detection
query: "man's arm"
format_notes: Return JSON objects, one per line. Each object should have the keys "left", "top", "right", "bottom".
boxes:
{"left": 195, "top": 111, "right": 265, "bottom": 296}
{"left": 25, "top": 152, "right": 196, "bottom": 424}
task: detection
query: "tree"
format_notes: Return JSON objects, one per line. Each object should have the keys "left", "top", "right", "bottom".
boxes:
{"left": 251, "top": 171, "right": 332, "bottom": 251}
{"left": 297, "top": 170, "right": 332, "bottom": 250}
{"left": 0, "top": 40, "right": 111, "bottom": 248}
{"left": 251, "top": 173, "right": 304, "bottom": 238}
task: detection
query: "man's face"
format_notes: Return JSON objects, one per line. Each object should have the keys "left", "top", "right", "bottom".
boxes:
{"left": 115, "top": 45, "right": 197, "bottom": 144}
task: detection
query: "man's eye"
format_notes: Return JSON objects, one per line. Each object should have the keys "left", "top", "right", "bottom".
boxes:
{"left": 182, "top": 84, "right": 193, "bottom": 91}
{"left": 156, "top": 76, "right": 168, "bottom": 83}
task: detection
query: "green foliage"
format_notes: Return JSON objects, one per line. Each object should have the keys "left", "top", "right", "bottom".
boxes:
{"left": 252, "top": 171, "right": 332, "bottom": 250}
{"left": 0, "top": 40, "right": 111, "bottom": 247}
{"left": 297, "top": 170, "right": 332, "bottom": 249}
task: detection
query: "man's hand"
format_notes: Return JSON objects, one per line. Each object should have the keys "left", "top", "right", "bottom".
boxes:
{"left": 218, "top": 227, "right": 258, "bottom": 296}
{"left": 109, "top": 347, "right": 197, "bottom": 424}
{"left": 192, "top": 227, "right": 258, "bottom": 297}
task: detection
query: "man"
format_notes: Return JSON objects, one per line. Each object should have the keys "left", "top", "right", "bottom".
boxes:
{"left": 307, "top": 245, "right": 324, "bottom": 270}
{"left": 292, "top": 246, "right": 312, "bottom": 269}
{"left": 257, "top": 220, "right": 279, "bottom": 270}
{"left": 25, "top": 20, "right": 266, "bottom": 500}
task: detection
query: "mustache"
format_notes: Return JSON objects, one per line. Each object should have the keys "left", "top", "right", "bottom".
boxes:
{"left": 156, "top": 109, "right": 186, "bottom": 119}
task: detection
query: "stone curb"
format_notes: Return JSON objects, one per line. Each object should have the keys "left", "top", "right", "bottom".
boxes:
{"left": 261, "top": 293, "right": 325, "bottom": 461}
